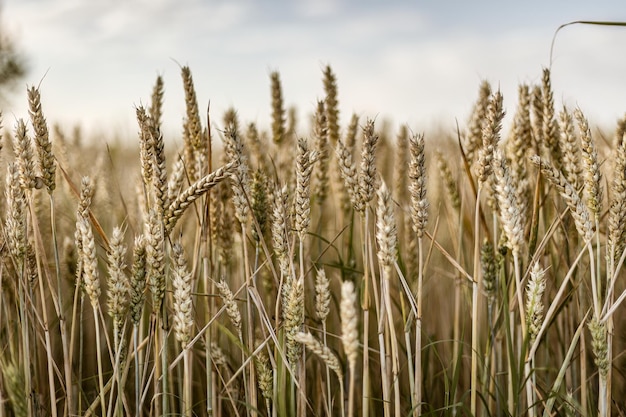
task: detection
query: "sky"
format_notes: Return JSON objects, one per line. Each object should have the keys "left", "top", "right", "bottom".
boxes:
{"left": 2, "top": 0, "right": 626, "bottom": 142}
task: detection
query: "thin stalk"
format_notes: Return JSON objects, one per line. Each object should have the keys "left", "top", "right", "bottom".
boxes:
{"left": 93, "top": 305, "right": 107, "bottom": 416}
{"left": 107, "top": 324, "right": 127, "bottom": 417}
{"left": 377, "top": 303, "right": 391, "bottom": 417}
{"left": 203, "top": 255, "right": 215, "bottom": 416}
{"left": 361, "top": 211, "right": 371, "bottom": 417}
{"left": 383, "top": 267, "right": 401, "bottom": 417}
{"left": 512, "top": 252, "right": 533, "bottom": 416}
{"left": 470, "top": 186, "right": 482, "bottom": 416}
{"left": 134, "top": 326, "right": 142, "bottom": 417}
{"left": 451, "top": 198, "right": 465, "bottom": 416}
{"left": 595, "top": 216, "right": 610, "bottom": 417}
{"left": 242, "top": 225, "right": 257, "bottom": 417}
{"left": 28, "top": 198, "right": 58, "bottom": 417}
{"left": 404, "top": 319, "right": 415, "bottom": 412}
{"left": 322, "top": 320, "right": 332, "bottom": 416}
{"left": 347, "top": 364, "right": 355, "bottom": 417}
{"left": 183, "top": 348, "right": 192, "bottom": 417}
{"left": 205, "top": 106, "right": 215, "bottom": 417}
{"left": 160, "top": 304, "right": 170, "bottom": 417}
{"left": 49, "top": 194, "right": 74, "bottom": 416}
{"left": 152, "top": 315, "right": 162, "bottom": 417}
{"left": 77, "top": 292, "right": 85, "bottom": 414}
{"left": 581, "top": 328, "right": 588, "bottom": 414}
{"left": 18, "top": 262, "right": 33, "bottom": 417}
{"left": 297, "top": 237, "right": 306, "bottom": 417}
{"left": 415, "top": 236, "right": 424, "bottom": 416}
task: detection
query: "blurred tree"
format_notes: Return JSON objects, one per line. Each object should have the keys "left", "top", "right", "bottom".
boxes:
{"left": 0, "top": 3, "right": 27, "bottom": 100}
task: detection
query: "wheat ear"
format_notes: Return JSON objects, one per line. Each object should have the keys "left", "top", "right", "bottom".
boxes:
{"left": 341, "top": 280, "right": 358, "bottom": 417}
{"left": 270, "top": 71, "right": 286, "bottom": 145}
{"left": 28, "top": 86, "right": 56, "bottom": 193}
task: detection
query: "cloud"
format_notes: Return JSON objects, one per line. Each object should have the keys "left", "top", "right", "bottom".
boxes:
{"left": 294, "top": 0, "right": 341, "bottom": 18}
{"left": 3, "top": 0, "right": 626, "bottom": 139}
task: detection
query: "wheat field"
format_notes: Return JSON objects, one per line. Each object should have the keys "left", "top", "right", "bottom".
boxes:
{"left": 0, "top": 65, "right": 624, "bottom": 417}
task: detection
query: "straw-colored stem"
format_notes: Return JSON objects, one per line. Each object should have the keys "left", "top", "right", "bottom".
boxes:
{"left": 415, "top": 236, "right": 424, "bottom": 416}
{"left": 183, "top": 348, "right": 192, "bottom": 417}
{"left": 160, "top": 305, "right": 170, "bottom": 417}
{"left": 377, "top": 315, "right": 391, "bottom": 417}
{"left": 17, "top": 265, "right": 33, "bottom": 417}
{"left": 93, "top": 305, "right": 107, "bottom": 416}
{"left": 28, "top": 200, "right": 58, "bottom": 417}
{"left": 242, "top": 225, "right": 258, "bottom": 417}
{"left": 203, "top": 254, "right": 215, "bottom": 416}
{"left": 322, "top": 320, "right": 332, "bottom": 416}
{"left": 347, "top": 364, "right": 355, "bottom": 417}
{"left": 297, "top": 237, "right": 306, "bottom": 417}
{"left": 384, "top": 271, "right": 401, "bottom": 417}
{"left": 361, "top": 212, "right": 371, "bottom": 417}
{"left": 133, "top": 326, "right": 142, "bottom": 417}
{"left": 471, "top": 185, "right": 482, "bottom": 416}
{"left": 49, "top": 194, "right": 74, "bottom": 416}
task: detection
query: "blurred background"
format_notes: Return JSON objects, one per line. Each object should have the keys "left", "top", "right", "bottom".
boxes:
{"left": 1, "top": 0, "right": 626, "bottom": 140}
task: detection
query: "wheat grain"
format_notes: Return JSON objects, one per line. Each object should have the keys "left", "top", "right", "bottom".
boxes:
{"left": 506, "top": 84, "right": 532, "bottom": 215}
{"left": 28, "top": 86, "right": 56, "bottom": 193}
{"left": 341, "top": 280, "right": 359, "bottom": 367}
{"left": 223, "top": 125, "right": 251, "bottom": 226}
{"left": 530, "top": 155, "right": 593, "bottom": 242}
{"left": 336, "top": 136, "right": 363, "bottom": 212}
{"left": 78, "top": 217, "right": 100, "bottom": 307}
{"left": 541, "top": 69, "right": 562, "bottom": 168}
{"left": 145, "top": 208, "right": 166, "bottom": 311}
{"left": 181, "top": 66, "right": 203, "bottom": 152}
{"left": 481, "top": 239, "right": 497, "bottom": 302}
{"left": 525, "top": 261, "right": 546, "bottom": 345}
{"left": 271, "top": 185, "right": 291, "bottom": 276}
{"left": 167, "top": 156, "right": 185, "bottom": 203}
{"left": 315, "top": 268, "right": 331, "bottom": 322}
{"left": 376, "top": 180, "right": 398, "bottom": 268}
{"left": 312, "top": 100, "right": 330, "bottom": 206}
{"left": 254, "top": 342, "right": 274, "bottom": 404}
{"left": 216, "top": 279, "right": 242, "bottom": 339}
{"left": 13, "top": 119, "right": 39, "bottom": 190}
{"left": 5, "top": 162, "right": 27, "bottom": 261}
{"left": 493, "top": 148, "right": 524, "bottom": 256}
{"left": 295, "top": 137, "right": 317, "bottom": 239}
{"left": 558, "top": 107, "right": 582, "bottom": 190}
{"left": 323, "top": 65, "right": 340, "bottom": 146}
{"left": 107, "top": 226, "right": 129, "bottom": 331}
{"left": 575, "top": 107, "right": 603, "bottom": 219}
{"left": 151, "top": 121, "right": 169, "bottom": 218}
{"left": 129, "top": 235, "right": 147, "bottom": 326}
{"left": 358, "top": 119, "right": 379, "bottom": 206}
{"left": 295, "top": 331, "right": 343, "bottom": 382}
{"left": 149, "top": 75, "right": 164, "bottom": 129}
{"left": 250, "top": 169, "right": 269, "bottom": 243}
{"left": 589, "top": 317, "right": 609, "bottom": 377}
{"left": 465, "top": 80, "right": 491, "bottom": 162}
{"left": 477, "top": 91, "right": 504, "bottom": 184}
{"left": 136, "top": 106, "right": 155, "bottom": 189}
{"left": 171, "top": 242, "right": 194, "bottom": 347}
{"left": 409, "top": 133, "right": 428, "bottom": 238}
{"left": 283, "top": 275, "right": 304, "bottom": 368}
{"left": 164, "top": 162, "right": 235, "bottom": 233}
{"left": 608, "top": 129, "right": 626, "bottom": 264}
{"left": 270, "top": 71, "right": 286, "bottom": 145}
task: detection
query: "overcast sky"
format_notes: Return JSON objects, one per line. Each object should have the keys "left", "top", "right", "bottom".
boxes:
{"left": 2, "top": 0, "right": 626, "bottom": 141}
